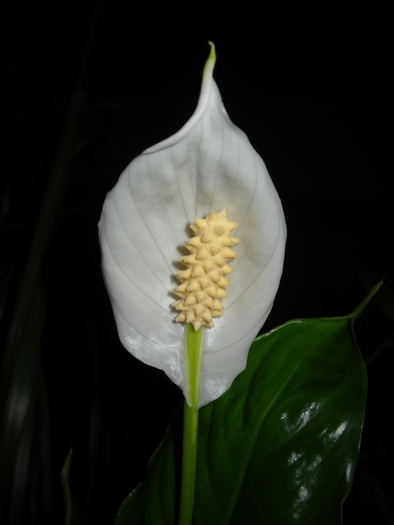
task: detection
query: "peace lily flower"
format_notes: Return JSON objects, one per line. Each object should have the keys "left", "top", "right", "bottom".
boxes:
{"left": 98, "top": 44, "right": 286, "bottom": 408}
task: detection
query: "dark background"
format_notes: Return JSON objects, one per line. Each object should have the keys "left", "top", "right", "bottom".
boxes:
{"left": 1, "top": 1, "right": 393, "bottom": 524}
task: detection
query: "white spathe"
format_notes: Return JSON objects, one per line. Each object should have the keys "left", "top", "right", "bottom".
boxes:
{"left": 98, "top": 45, "right": 286, "bottom": 408}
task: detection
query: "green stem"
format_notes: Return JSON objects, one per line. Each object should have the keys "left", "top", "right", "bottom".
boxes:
{"left": 178, "top": 324, "right": 203, "bottom": 525}
{"left": 178, "top": 402, "right": 199, "bottom": 525}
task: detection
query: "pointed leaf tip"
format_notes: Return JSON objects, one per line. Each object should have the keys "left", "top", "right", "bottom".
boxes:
{"left": 350, "top": 280, "right": 384, "bottom": 319}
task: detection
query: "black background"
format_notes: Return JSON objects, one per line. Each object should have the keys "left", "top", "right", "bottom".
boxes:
{"left": 1, "top": 1, "right": 393, "bottom": 524}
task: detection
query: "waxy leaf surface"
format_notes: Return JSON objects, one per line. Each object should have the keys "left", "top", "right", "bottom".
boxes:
{"left": 115, "top": 312, "right": 367, "bottom": 524}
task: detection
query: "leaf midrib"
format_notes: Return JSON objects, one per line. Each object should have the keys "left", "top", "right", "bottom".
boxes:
{"left": 223, "top": 349, "right": 303, "bottom": 524}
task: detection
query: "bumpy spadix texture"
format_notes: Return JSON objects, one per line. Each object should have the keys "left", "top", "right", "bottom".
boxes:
{"left": 173, "top": 209, "right": 239, "bottom": 331}
{"left": 98, "top": 45, "right": 286, "bottom": 408}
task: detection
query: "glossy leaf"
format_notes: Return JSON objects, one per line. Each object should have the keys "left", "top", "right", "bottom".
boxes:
{"left": 98, "top": 43, "right": 286, "bottom": 407}
{"left": 115, "top": 305, "right": 369, "bottom": 524}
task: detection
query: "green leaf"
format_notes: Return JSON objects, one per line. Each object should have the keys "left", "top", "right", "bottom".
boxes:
{"left": 116, "top": 300, "right": 371, "bottom": 524}
{"left": 60, "top": 449, "right": 87, "bottom": 525}
{"left": 361, "top": 272, "right": 394, "bottom": 321}
{"left": 115, "top": 422, "right": 179, "bottom": 525}
{"left": 0, "top": 282, "right": 47, "bottom": 523}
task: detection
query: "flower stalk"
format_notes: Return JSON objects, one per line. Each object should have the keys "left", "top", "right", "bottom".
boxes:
{"left": 178, "top": 324, "right": 202, "bottom": 524}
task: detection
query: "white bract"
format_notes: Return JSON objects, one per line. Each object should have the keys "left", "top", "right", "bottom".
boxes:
{"left": 98, "top": 44, "right": 286, "bottom": 408}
